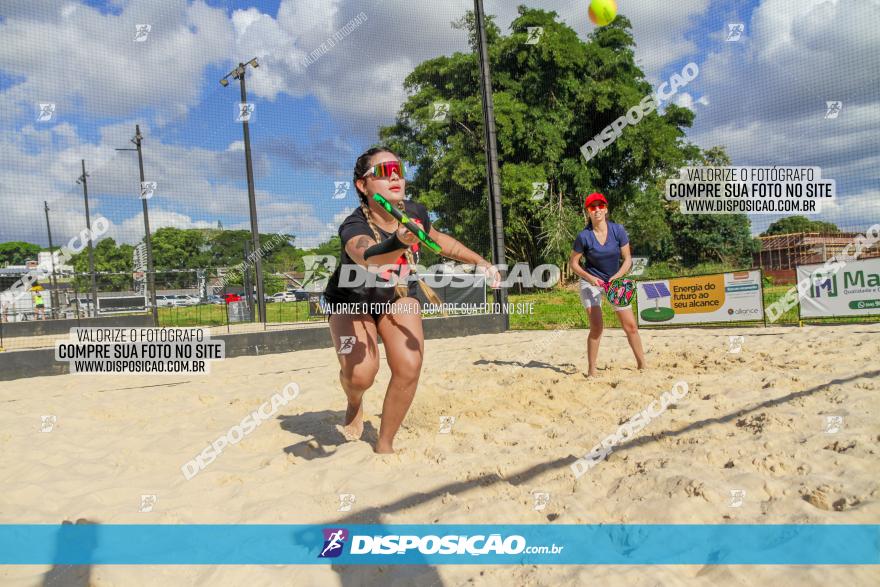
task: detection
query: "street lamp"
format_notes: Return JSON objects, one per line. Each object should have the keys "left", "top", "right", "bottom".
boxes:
{"left": 219, "top": 58, "right": 259, "bottom": 87}
{"left": 116, "top": 124, "right": 159, "bottom": 325}
{"left": 43, "top": 201, "right": 59, "bottom": 317}
{"left": 76, "top": 160, "right": 99, "bottom": 317}
{"left": 220, "top": 57, "right": 266, "bottom": 323}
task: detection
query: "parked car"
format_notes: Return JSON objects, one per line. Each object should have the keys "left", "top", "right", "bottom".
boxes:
{"left": 287, "top": 289, "right": 310, "bottom": 301}
{"left": 165, "top": 294, "right": 196, "bottom": 307}
{"left": 270, "top": 292, "right": 296, "bottom": 303}
{"left": 207, "top": 295, "right": 225, "bottom": 305}
{"left": 155, "top": 295, "right": 176, "bottom": 308}
{"left": 179, "top": 294, "right": 201, "bottom": 306}
{"left": 223, "top": 293, "right": 242, "bottom": 304}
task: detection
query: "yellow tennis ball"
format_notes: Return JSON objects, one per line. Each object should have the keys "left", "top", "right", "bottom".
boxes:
{"left": 589, "top": 0, "right": 618, "bottom": 26}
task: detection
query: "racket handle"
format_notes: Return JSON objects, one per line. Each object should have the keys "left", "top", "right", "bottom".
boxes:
{"left": 372, "top": 193, "right": 443, "bottom": 253}
{"left": 363, "top": 233, "right": 407, "bottom": 260}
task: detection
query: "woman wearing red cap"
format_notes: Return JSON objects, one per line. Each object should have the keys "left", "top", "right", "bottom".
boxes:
{"left": 569, "top": 192, "right": 646, "bottom": 376}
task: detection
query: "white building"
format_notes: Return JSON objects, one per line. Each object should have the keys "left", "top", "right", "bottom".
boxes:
{"left": 38, "top": 251, "right": 74, "bottom": 275}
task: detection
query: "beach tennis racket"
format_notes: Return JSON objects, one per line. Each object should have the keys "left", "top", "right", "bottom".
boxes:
{"left": 599, "top": 278, "right": 635, "bottom": 307}
{"left": 372, "top": 193, "right": 443, "bottom": 253}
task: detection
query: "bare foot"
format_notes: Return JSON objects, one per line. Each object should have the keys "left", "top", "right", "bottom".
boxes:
{"left": 374, "top": 439, "right": 394, "bottom": 454}
{"left": 587, "top": 369, "right": 599, "bottom": 378}
{"left": 336, "top": 401, "right": 363, "bottom": 441}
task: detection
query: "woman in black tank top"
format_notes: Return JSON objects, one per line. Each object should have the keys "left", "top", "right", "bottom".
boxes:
{"left": 327, "top": 146, "right": 500, "bottom": 454}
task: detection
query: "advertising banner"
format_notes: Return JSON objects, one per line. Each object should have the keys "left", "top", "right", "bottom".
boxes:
{"left": 636, "top": 270, "right": 763, "bottom": 326}
{"left": 797, "top": 257, "right": 880, "bottom": 318}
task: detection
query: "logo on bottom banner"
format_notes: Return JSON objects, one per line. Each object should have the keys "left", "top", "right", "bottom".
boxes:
{"left": 319, "top": 528, "right": 349, "bottom": 558}
{"left": 320, "top": 530, "right": 537, "bottom": 557}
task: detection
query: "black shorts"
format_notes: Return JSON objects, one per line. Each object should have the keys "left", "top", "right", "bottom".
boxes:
{"left": 323, "top": 294, "right": 418, "bottom": 324}
{"left": 325, "top": 308, "right": 383, "bottom": 324}
{"left": 323, "top": 301, "right": 387, "bottom": 324}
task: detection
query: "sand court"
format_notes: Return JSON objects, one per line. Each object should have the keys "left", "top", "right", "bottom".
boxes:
{"left": 1, "top": 324, "right": 878, "bottom": 585}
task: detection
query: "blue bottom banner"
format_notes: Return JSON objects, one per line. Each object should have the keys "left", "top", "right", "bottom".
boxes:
{"left": 0, "top": 524, "right": 877, "bottom": 565}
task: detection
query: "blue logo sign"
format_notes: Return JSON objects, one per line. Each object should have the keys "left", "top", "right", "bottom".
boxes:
{"left": 319, "top": 528, "right": 348, "bottom": 558}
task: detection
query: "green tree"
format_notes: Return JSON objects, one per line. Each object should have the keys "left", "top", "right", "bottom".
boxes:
{"left": 266, "top": 245, "right": 301, "bottom": 274}
{"left": 761, "top": 216, "right": 840, "bottom": 236}
{"left": 205, "top": 229, "right": 290, "bottom": 267}
{"left": 147, "top": 228, "right": 209, "bottom": 289}
{"left": 0, "top": 241, "right": 41, "bottom": 266}
{"left": 69, "top": 238, "right": 134, "bottom": 291}
{"left": 205, "top": 229, "right": 253, "bottom": 267}
{"left": 379, "top": 7, "right": 703, "bottom": 271}
{"left": 151, "top": 227, "right": 209, "bottom": 271}
{"left": 225, "top": 267, "right": 287, "bottom": 294}
{"left": 534, "top": 187, "right": 583, "bottom": 282}
{"left": 297, "top": 236, "right": 342, "bottom": 273}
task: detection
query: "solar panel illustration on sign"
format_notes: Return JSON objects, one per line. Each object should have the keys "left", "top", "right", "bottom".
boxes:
{"left": 640, "top": 282, "right": 675, "bottom": 322}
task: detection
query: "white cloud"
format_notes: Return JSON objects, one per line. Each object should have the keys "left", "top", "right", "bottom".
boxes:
{"left": 538, "top": 0, "right": 711, "bottom": 80}
{"left": 749, "top": 186, "right": 880, "bottom": 235}
{"left": 683, "top": 0, "right": 879, "bottom": 235}
{"left": 0, "top": 0, "right": 234, "bottom": 126}
{"left": 815, "top": 187, "right": 880, "bottom": 232}
{"left": 0, "top": 118, "right": 334, "bottom": 249}
{"left": 256, "top": 201, "right": 348, "bottom": 248}
{"left": 693, "top": 0, "right": 879, "bottom": 126}
{"left": 107, "top": 208, "right": 215, "bottom": 243}
{"left": 674, "top": 92, "right": 709, "bottom": 110}
{"left": 3, "top": 0, "right": 874, "bottom": 253}
{"left": 2, "top": 0, "right": 714, "bottom": 134}
{"left": 230, "top": 0, "right": 474, "bottom": 131}
{"left": 229, "top": 0, "right": 714, "bottom": 129}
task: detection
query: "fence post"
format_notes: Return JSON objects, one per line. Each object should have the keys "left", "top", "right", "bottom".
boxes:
{"left": 224, "top": 285, "right": 230, "bottom": 334}
{"left": 760, "top": 267, "right": 767, "bottom": 328}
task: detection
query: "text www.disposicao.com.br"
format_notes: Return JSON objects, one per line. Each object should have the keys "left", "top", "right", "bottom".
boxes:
{"left": 682, "top": 199, "right": 818, "bottom": 213}
{"left": 73, "top": 360, "right": 207, "bottom": 373}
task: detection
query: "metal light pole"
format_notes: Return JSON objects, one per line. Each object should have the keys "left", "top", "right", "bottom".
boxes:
{"left": 76, "top": 160, "right": 99, "bottom": 317}
{"left": 116, "top": 125, "right": 159, "bottom": 325}
{"left": 243, "top": 241, "right": 254, "bottom": 322}
{"left": 43, "top": 201, "right": 59, "bottom": 318}
{"left": 221, "top": 58, "right": 266, "bottom": 323}
{"left": 473, "top": 0, "right": 509, "bottom": 328}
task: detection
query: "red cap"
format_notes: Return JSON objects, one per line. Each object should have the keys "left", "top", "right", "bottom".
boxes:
{"left": 584, "top": 192, "right": 608, "bottom": 208}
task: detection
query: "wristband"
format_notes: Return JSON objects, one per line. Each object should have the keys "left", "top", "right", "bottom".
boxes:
{"left": 363, "top": 233, "right": 407, "bottom": 260}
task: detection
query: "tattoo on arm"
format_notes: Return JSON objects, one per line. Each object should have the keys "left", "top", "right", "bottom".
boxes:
{"left": 353, "top": 236, "right": 372, "bottom": 252}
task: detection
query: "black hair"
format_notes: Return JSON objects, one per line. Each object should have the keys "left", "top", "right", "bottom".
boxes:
{"left": 353, "top": 146, "right": 398, "bottom": 201}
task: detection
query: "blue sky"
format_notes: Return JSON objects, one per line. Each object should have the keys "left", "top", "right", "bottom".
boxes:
{"left": 0, "top": 0, "right": 877, "bottom": 251}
